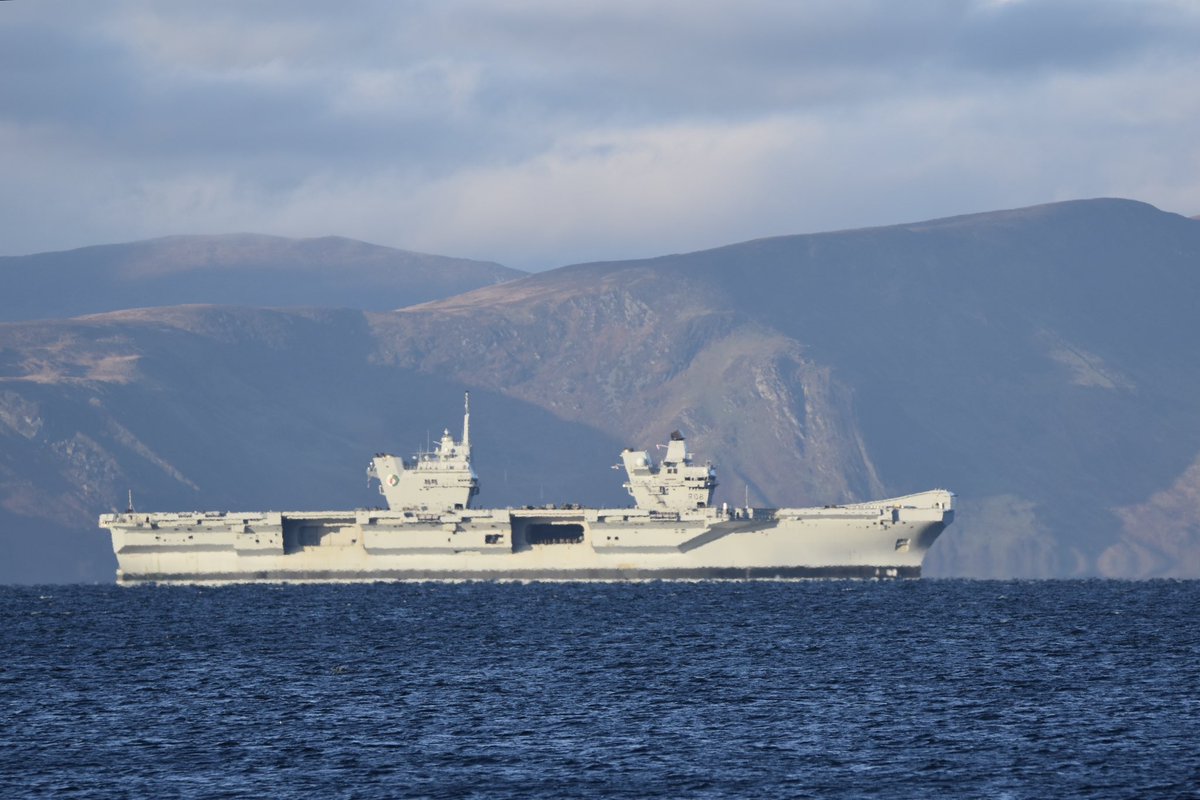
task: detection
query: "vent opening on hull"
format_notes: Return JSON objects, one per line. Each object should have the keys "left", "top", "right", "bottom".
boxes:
{"left": 526, "top": 523, "right": 584, "bottom": 545}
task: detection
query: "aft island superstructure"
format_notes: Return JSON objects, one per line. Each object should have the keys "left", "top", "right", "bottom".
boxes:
{"left": 99, "top": 395, "right": 954, "bottom": 584}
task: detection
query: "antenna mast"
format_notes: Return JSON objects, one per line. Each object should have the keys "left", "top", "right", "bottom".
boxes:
{"left": 463, "top": 392, "right": 470, "bottom": 448}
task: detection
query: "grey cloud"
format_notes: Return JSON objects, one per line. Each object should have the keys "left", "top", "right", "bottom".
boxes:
{"left": 0, "top": 21, "right": 140, "bottom": 127}
{"left": 0, "top": 0, "right": 1198, "bottom": 267}
{"left": 7, "top": 2, "right": 1193, "bottom": 141}
{"left": 447, "top": 1, "right": 1199, "bottom": 119}
{"left": 955, "top": 0, "right": 1200, "bottom": 73}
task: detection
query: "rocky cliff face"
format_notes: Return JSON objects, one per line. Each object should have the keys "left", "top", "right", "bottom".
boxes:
{"left": 371, "top": 275, "right": 886, "bottom": 507}
{"left": 2, "top": 199, "right": 1199, "bottom": 582}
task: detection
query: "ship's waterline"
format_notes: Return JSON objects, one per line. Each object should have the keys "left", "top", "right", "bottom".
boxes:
{"left": 99, "top": 395, "right": 953, "bottom": 584}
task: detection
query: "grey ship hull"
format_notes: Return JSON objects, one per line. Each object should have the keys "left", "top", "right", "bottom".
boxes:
{"left": 99, "top": 490, "right": 953, "bottom": 585}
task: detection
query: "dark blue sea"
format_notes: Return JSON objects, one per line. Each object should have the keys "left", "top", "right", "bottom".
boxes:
{"left": 2, "top": 581, "right": 1198, "bottom": 799}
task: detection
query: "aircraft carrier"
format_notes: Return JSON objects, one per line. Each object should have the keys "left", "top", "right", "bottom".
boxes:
{"left": 99, "top": 395, "right": 954, "bottom": 584}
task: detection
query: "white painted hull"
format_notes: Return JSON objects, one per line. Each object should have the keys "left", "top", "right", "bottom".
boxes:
{"left": 99, "top": 490, "right": 953, "bottom": 584}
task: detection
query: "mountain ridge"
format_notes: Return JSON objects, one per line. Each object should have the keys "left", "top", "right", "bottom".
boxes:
{"left": 1, "top": 233, "right": 524, "bottom": 322}
{"left": 2, "top": 198, "right": 1199, "bottom": 582}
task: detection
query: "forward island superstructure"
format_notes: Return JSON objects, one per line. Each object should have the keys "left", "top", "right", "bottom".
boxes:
{"left": 99, "top": 395, "right": 954, "bottom": 584}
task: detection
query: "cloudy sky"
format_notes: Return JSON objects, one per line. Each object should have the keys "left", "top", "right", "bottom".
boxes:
{"left": 3, "top": 1, "right": 1198, "bottom": 270}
